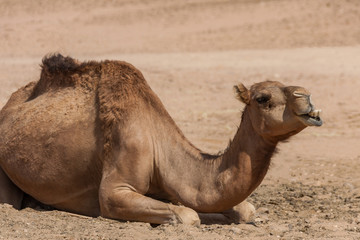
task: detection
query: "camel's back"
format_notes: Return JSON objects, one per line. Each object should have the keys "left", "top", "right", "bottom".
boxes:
{"left": 0, "top": 55, "right": 102, "bottom": 173}
{"left": 0, "top": 54, "right": 157, "bottom": 170}
{"left": 0, "top": 54, "right": 153, "bottom": 150}
{"left": 0, "top": 54, "right": 157, "bottom": 215}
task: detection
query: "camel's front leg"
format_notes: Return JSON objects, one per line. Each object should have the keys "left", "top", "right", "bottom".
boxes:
{"left": 99, "top": 183, "right": 200, "bottom": 225}
{"left": 199, "top": 200, "right": 256, "bottom": 225}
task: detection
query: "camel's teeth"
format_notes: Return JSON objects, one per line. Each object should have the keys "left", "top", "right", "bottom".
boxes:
{"left": 314, "top": 109, "right": 322, "bottom": 117}
{"left": 308, "top": 109, "right": 321, "bottom": 118}
{"left": 308, "top": 111, "right": 316, "bottom": 117}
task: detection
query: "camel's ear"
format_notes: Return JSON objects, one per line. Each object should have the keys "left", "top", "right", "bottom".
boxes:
{"left": 234, "top": 83, "right": 250, "bottom": 104}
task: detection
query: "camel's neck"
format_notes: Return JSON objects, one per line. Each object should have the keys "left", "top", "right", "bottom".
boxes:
{"left": 162, "top": 107, "right": 277, "bottom": 212}
{"left": 213, "top": 108, "right": 277, "bottom": 210}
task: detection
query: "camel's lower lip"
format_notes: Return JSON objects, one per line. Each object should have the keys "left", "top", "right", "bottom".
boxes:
{"left": 297, "top": 109, "right": 323, "bottom": 127}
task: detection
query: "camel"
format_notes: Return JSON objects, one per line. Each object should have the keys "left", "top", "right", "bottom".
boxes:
{"left": 0, "top": 54, "right": 322, "bottom": 225}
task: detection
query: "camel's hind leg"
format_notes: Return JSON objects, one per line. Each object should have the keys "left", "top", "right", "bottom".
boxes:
{"left": 0, "top": 167, "right": 23, "bottom": 209}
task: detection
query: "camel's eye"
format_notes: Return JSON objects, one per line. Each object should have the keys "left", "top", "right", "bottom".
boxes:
{"left": 256, "top": 96, "right": 270, "bottom": 104}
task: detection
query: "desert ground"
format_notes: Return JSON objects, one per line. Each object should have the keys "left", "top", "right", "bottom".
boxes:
{"left": 0, "top": 0, "right": 360, "bottom": 239}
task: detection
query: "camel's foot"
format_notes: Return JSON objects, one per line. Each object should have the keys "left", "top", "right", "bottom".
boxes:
{"left": 169, "top": 205, "right": 201, "bottom": 226}
{"left": 198, "top": 201, "right": 256, "bottom": 225}
{"left": 223, "top": 200, "right": 256, "bottom": 223}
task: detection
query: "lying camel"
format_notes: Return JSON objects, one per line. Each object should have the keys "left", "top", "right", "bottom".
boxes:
{"left": 0, "top": 54, "right": 322, "bottom": 225}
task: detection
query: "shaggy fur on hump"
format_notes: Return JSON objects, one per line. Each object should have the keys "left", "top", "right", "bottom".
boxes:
{"left": 29, "top": 54, "right": 102, "bottom": 100}
{"left": 28, "top": 54, "right": 177, "bottom": 161}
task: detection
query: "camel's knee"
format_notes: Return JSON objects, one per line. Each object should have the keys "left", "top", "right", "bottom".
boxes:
{"left": 223, "top": 200, "right": 256, "bottom": 223}
{"left": 0, "top": 168, "right": 23, "bottom": 209}
{"left": 169, "top": 205, "right": 200, "bottom": 226}
{"left": 98, "top": 187, "right": 124, "bottom": 219}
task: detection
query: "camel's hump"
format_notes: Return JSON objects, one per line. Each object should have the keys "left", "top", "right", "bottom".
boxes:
{"left": 29, "top": 54, "right": 146, "bottom": 100}
{"left": 41, "top": 54, "right": 80, "bottom": 75}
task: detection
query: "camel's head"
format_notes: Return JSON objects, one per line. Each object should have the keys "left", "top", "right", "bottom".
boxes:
{"left": 234, "top": 81, "right": 322, "bottom": 141}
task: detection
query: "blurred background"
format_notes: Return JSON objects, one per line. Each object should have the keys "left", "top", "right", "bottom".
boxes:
{"left": 1, "top": 0, "right": 360, "bottom": 57}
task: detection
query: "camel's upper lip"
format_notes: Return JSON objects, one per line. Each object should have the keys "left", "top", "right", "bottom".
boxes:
{"left": 296, "top": 109, "right": 323, "bottom": 127}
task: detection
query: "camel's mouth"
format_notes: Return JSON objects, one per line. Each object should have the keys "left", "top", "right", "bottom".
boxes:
{"left": 297, "top": 109, "right": 323, "bottom": 127}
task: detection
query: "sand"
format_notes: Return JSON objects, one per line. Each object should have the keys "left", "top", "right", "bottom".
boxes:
{"left": 0, "top": 0, "right": 359, "bottom": 239}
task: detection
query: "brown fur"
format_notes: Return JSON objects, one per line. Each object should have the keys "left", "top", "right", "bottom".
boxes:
{"left": 29, "top": 54, "right": 101, "bottom": 100}
{"left": 0, "top": 54, "right": 322, "bottom": 225}
{"left": 29, "top": 54, "right": 182, "bottom": 163}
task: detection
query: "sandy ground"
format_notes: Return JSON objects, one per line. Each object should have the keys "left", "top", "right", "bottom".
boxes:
{"left": 1, "top": 0, "right": 360, "bottom": 239}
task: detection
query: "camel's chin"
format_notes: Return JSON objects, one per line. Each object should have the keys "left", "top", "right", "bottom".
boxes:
{"left": 297, "top": 109, "right": 323, "bottom": 127}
